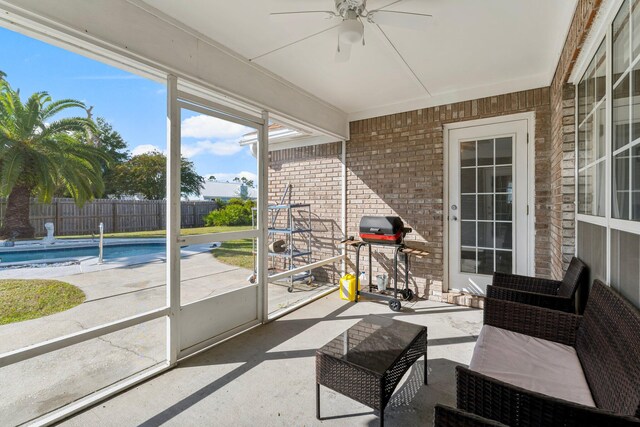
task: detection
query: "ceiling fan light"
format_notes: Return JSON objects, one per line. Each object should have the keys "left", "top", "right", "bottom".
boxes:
{"left": 339, "top": 19, "right": 363, "bottom": 44}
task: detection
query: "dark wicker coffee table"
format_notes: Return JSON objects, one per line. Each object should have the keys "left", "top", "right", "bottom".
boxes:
{"left": 315, "top": 314, "right": 428, "bottom": 426}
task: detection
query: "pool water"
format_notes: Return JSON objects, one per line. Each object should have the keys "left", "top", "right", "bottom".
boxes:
{"left": 0, "top": 243, "right": 167, "bottom": 264}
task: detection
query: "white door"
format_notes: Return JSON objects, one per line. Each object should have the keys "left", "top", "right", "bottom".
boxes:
{"left": 447, "top": 119, "right": 530, "bottom": 295}
{"left": 172, "top": 89, "right": 267, "bottom": 359}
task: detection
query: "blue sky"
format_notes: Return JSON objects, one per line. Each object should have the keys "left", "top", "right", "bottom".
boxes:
{"left": 0, "top": 26, "right": 257, "bottom": 183}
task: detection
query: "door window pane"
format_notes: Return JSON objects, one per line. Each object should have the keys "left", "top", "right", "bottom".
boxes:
{"left": 477, "top": 249, "right": 494, "bottom": 275}
{"left": 496, "top": 223, "right": 513, "bottom": 249}
{"left": 477, "top": 139, "right": 493, "bottom": 166}
{"left": 495, "top": 137, "right": 512, "bottom": 165}
{"left": 477, "top": 195, "right": 493, "bottom": 220}
{"left": 495, "top": 250, "right": 513, "bottom": 274}
{"left": 461, "top": 195, "right": 476, "bottom": 220}
{"left": 495, "top": 166, "right": 513, "bottom": 193}
{"left": 478, "top": 222, "right": 494, "bottom": 248}
{"left": 495, "top": 194, "right": 512, "bottom": 221}
{"left": 461, "top": 168, "right": 475, "bottom": 193}
{"left": 460, "top": 141, "right": 476, "bottom": 167}
{"left": 461, "top": 221, "right": 476, "bottom": 247}
{"left": 461, "top": 248, "right": 477, "bottom": 273}
{"left": 477, "top": 167, "right": 494, "bottom": 193}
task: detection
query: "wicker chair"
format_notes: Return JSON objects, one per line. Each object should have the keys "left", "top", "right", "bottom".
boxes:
{"left": 457, "top": 280, "right": 640, "bottom": 427}
{"left": 486, "top": 256, "right": 588, "bottom": 313}
{"left": 434, "top": 404, "right": 507, "bottom": 426}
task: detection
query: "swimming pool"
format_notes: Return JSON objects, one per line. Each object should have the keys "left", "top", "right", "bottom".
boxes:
{"left": 0, "top": 242, "right": 167, "bottom": 264}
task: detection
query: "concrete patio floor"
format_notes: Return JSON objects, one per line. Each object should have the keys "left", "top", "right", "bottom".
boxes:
{"left": 59, "top": 296, "right": 483, "bottom": 426}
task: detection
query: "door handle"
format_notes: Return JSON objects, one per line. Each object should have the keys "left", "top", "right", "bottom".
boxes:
{"left": 452, "top": 216, "right": 458, "bottom": 221}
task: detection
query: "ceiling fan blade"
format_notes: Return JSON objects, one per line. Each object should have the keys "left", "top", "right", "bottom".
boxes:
{"left": 367, "top": 10, "right": 433, "bottom": 30}
{"left": 270, "top": 11, "right": 338, "bottom": 20}
{"left": 335, "top": 41, "right": 352, "bottom": 63}
{"left": 250, "top": 24, "right": 341, "bottom": 62}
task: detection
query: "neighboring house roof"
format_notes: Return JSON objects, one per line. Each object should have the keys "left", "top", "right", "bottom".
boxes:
{"left": 199, "top": 181, "right": 257, "bottom": 200}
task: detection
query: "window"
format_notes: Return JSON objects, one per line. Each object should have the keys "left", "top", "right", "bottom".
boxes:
{"left": 578, "top": 40, "right": 606, "bottom": 216}
{"left": 576, "top": 0, "right": 640, "bottom": 308}
{"left": 612, "top": 0, "right": 640, "bottom": 220}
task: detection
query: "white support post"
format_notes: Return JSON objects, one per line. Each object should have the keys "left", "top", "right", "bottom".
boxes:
{"left": 341, "top": 139, "right": 347, "bottom": 276}
{"left": 166, "top": 74, "right": 181, "bottom": 365}
{"left": 258, "top": 110, "right": 270, "bottom": 322}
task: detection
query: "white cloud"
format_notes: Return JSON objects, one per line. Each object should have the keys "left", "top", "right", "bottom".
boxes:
{"left": 181, "top": 139, "right": 244, "bottom": 157}
{"left": 132, "top": 144, "right": 165, "bottom": 156}
{"left": 181, "top": 114, "right": 250, "bottom": 139}
{"left": 207, "top": 171, "right": 258, "bottom": 183}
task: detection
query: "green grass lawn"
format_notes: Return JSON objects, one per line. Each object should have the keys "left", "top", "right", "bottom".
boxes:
{"left": 0, "top": 279, "right": 86, "bottom": 325}
{"left": 211, "top": 239, "right": 254, "bottom": 270}
{"left": 59, "top": 225, "right": 253, "bottom": 240}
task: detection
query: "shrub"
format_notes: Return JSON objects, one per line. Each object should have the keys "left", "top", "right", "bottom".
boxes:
{"left": 204, "top": 199, "right": 255, "bottom": 226}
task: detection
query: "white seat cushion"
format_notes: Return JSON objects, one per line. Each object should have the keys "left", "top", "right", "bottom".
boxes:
{"left": 469, "top": 325, "right": 595, "bottom": 407}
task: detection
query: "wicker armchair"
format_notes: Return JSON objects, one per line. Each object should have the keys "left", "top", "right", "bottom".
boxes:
{"left": 457, "top": 280, "right": 640, "bottom": 427}
{"left": 486, "top": 256, "right": 588, "bottom": 313}
{"left": 434, "top": 404, "right": 507, "bottom": 426}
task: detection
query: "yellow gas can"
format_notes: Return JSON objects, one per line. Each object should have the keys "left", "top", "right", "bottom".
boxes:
{"left": 339, "top": 274, "right": 360, "bottom": 301}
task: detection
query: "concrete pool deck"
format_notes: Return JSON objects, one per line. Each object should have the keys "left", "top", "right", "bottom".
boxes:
{"left": 0, "top": 252, "right": 336, "bottom": 425}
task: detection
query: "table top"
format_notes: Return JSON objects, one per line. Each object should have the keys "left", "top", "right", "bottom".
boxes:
{"left": 317, "top": 314, "right": 427, "bottom": 376}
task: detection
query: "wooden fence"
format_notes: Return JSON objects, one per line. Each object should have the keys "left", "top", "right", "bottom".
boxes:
{"left": 0, "top": 198, "right": 218, "bottom": 237}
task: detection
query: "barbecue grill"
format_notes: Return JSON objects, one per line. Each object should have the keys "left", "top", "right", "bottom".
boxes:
{"left": 344, "top": 216, "right": 428, "bottom": 311}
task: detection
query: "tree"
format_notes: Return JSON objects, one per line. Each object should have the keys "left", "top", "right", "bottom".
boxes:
{"left": 233, "top": 176, "right": 254, "bottom": 188}
{"left": 111, "top": 151, "right": 204, "bottom": 200}
{"left": 59, "top": 116, "right": 130, "bottom": 198}
{"left": 91, "top": 117, "right": 130, "bottom": 196}
{"left": 233, "top": 176, "right": 254, "bottom": 200}
{"left": 0, "top": 74, "right": 106, "bottom": 238}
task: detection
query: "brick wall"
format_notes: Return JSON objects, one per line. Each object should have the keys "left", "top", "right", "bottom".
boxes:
{"left": 268, "top": 143, "right": 343, "bottom": 284}
{"left": 347, "top": 90, "right": 551, "bottom": 299}
{"left": 267, "top": 0, "right": 602, "bottom": 298}
{"left": 549, "top": 0, "right": 602, "bottom": 279}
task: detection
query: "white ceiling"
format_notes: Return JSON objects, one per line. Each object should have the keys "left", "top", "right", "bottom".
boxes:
{"left": 138, "top": 0, "right": 577, "bottom": 121}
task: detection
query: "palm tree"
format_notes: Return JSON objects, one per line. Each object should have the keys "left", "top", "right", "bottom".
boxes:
{"left": 0, "top": 76, "right": 107, "bottom": 239}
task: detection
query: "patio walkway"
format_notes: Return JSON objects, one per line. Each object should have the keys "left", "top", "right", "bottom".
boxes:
{"left": 60, "top": 296, "right": 482, "bottom": 426}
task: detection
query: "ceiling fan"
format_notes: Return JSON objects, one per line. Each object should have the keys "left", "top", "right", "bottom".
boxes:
{"left": 259, "top": 0, "right": 433, "bottom": 63}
